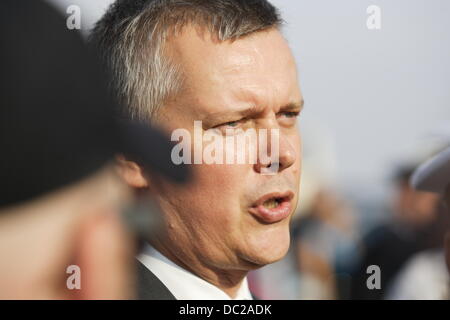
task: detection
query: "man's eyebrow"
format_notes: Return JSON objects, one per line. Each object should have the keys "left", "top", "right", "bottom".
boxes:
{"left": 202, "top": 99, "right": 305, "bottom": 125}
{"left": 240, "top": 100, "right": 305, "bottom": 117}
{"left": 279, "top": 100, "right": 304, "bottom": 112}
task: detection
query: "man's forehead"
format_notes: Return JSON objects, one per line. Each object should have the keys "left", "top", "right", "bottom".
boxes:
{"left": 166, "top": 26, "right": 301, "bottom": 117}
{"left": 168, "top": 26, "right": 295, "bottom": 78}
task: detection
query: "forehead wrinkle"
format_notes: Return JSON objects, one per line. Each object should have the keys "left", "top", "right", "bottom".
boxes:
{"left": 220, "top": 40, "right": 268, "bottom": 76}
{"left": 223, "top": 58, "right": 299, "bottom": 111}
{"left": 221, "top": 51, "right": 257, "bottom": 75}
{"left": 230, "top": 80, "right": 288, "bottom": 114}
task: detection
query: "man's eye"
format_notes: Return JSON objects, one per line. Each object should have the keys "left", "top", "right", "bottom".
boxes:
{"left": 279, "top": 111, "right": 300, "bottom": 118}
{"left": 224, "top": 121, "right": 240, "bottom": 127}
{"left": 215, "top": 119, "right": 242, "bottom": 129}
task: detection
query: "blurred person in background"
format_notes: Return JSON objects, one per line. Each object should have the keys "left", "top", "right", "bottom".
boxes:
{"left": 0, "top": 0, "right": 186, "bottom": 299}
{"left": 385, "top": 203, "right": 450, "bottom": 299}
{"left": 91, "top": 0, "right": 303, "bottom": 300}
{"left": 293, "top": 190, "right": 358, "bottom": 300}
{"left": 385, "top": 144, "right": 450, "bottom": 300}
{"left": 349, "top": 165, "right": 440, "bottom": 299}
{"left": 292, "top": 124, "right": 359, "bottom": 300}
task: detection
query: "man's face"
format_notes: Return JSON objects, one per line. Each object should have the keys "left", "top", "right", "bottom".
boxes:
{"left": 150, "top": 27, "right": 302, "bottom": 271}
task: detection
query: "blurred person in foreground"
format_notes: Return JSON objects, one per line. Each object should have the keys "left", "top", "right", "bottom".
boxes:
{"left": 350, "top": 165, "right": 440, "bottom": 299}
{"left": 91, "top": 0, "right": 303, "bottom": 300}
{"left": 387, "top": 146, "right": 450, "bottom": 300}
{"left": 0, "top": 0, "right": 186, "bottom": 299}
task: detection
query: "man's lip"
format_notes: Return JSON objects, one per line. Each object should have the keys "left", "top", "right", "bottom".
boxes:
{"left": 248, "top": 191, "right": 295, "bottom": 224}
{"left": 251, "top": 191, "right": 294, "bottom": 208}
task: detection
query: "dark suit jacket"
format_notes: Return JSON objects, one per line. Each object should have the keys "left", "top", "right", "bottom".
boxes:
{"left": 136, "top": 260, "right": 176, "bottom": 300}
{"left": 136, "top": 260, "right": 258, "bottom": 300}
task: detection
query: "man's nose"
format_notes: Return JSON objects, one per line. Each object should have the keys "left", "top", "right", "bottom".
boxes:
{"left": 253, "top": 125, "right": 296, "bottom": 174}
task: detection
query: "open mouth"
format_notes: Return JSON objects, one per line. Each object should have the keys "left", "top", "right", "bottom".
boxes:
{"left": 262, "top": 197, "right": 284, "bottom": 209}
{"left": 249, "top": 191, "right": 294, "bottom": 224}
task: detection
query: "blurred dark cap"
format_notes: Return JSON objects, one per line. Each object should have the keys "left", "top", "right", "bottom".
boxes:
{"left": 0, "top": 0, "right": 188, "bottom": 208}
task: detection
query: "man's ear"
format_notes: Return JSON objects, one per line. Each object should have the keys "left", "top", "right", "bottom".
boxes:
{"left": 116, "top": 155, "right": 149, "bottom": 188}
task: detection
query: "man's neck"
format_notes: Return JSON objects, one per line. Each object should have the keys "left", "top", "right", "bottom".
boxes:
{"left": 150, "top": 241, "right": 248, "bottom": 299}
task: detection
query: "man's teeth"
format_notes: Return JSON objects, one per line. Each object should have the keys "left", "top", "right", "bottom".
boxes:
{"left": 263, "top": 198, "right": 279, "bottom": 209}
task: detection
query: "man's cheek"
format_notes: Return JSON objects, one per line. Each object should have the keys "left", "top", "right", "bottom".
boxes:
{"left": 288, "top": 132, "right": 301, "bottom": 162}
{"left": 199, "top": 163, "right": 246, "bottom": 186}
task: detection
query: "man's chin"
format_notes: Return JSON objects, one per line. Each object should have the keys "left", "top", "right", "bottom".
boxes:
{"left": 239, "top": 237, "right": 291, "bottom": 268}
{"left": 241, "top": 251, "right": 289, "bottom": 271}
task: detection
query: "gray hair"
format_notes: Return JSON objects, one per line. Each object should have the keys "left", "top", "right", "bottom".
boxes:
{"left": 90, "top": 0, "right": 282, "bottom": 122}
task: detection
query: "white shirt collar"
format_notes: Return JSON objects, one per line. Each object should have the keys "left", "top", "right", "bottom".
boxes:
{"left": 137, "top": 243, "right": 253, "bottom": 300}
